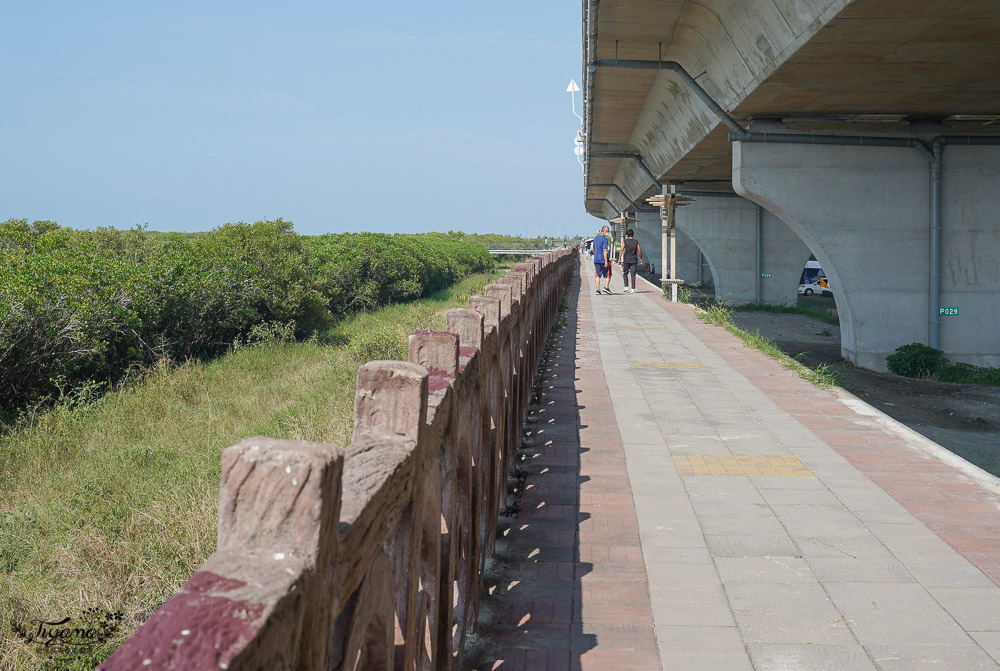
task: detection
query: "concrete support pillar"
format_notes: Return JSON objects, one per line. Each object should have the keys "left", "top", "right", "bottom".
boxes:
{"left": 633, "top": 210, "right": 701, "bottom": 282}
{"left": 672, "top": 195, "right": 810, "bottom": 305}
{"left": 734, "top": 141, "right": 1000, "bottom": 370}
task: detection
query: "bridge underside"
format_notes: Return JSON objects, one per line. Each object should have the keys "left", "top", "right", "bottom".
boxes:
{"left": 583, "top": 0, "right": 1000, "bottom": 370}
{"left": 587, "top": 0, "right": 1000, "bottom": 208}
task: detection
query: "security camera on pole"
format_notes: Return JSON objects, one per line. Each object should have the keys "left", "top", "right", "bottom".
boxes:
{"left": 647, "top": 185, "right": 695, "bottom": 302}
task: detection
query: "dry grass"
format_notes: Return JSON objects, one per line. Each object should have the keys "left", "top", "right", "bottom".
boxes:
{"left": 0, "top": 270, "right": 499, "bottom": 670}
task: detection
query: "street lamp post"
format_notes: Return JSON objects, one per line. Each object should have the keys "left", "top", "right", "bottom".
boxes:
{"left": 647, "top": 186, "right": 695, "bottom": 302}
{"left": 609, "top": 211, "right": 637, "bottom": 267}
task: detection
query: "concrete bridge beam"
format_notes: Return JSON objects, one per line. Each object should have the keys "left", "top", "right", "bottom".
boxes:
{"left": 734, "top": 141, "right": 1000, "bottom": 371}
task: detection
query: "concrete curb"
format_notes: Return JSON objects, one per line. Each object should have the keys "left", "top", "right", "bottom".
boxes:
{"left": 832, "top": 387, "right": 1000, "bottom": 498}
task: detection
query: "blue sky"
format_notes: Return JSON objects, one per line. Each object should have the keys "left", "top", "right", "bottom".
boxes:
{"left": 1, "top": 2, "right": 591, "bottom": 237}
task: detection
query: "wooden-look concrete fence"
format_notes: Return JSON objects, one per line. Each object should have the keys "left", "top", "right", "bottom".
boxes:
{"left": 99, "top": 248, "right": 576, "bottom": 671}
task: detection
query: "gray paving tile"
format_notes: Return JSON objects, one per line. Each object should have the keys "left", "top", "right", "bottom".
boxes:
{"left": 725, "top": 581, "right": 837, "bottom": 612}
{"left": 853, "top": 508, "right": 923, "bottom": 525}
{"left": 796, "top": 536, "right": 891, "bottom": 558}
{"left": 669, "top": 442, "right": 737, "bottom": 455}
{"left": 875, "top": 536, "right": 962, "bottom": 566}
{"left": 774, "top": 507, "right": 872, "bottom": 539}
{"left": 687, "top": 489, "right": 768, "bottom": 506}
{"left": 648, "top": 581, "right": 728, "bottom": 604}
{"left": 656, "top": 651, "right": 754, "bottom": 671}
{"left": 747, "top": 642, "right": 877, "bottom": 670}
{"left": 928, "top": 587, "right": 1000, "bottom": 631}
{"left": 865, "top": 643, "right": 1000, "bottom": 670}
{"left": 639, "top": 529, "right": 706, "bottom": 548}
{"left": 691, "top": 500, "right": 777, "bottom": 519}
{"left": 866, "top": 522, "right": 944, "bottom": 542}
{"left": 683, "top": 477, "right": 761, "bottom": 494}
{"left": 825, "top": 583, "right": 972, "bottom": 645}
{"left": 727, "top": 442, "right": 793, "bottom": 455}
{"left": 970, "top": 632, "right": 1000, "bottom": 664}
{"left": 716, "top": 557, "right": 818, "bottom": 584}
{"left": 805, "top": 557, "right": 916, "bottom": 583}
{"left": 632, "top": 497, "right": 693, "bottom": 513}
{"left": 705, "top": 534, "right": 800, "bottom": 558}
{"left": 652, "top": 601, "right": 736, "bottom": 627}
{"left": 907, "top": 564, "right": 997, "bottom": 588}
{"left": 699, "top": 516, "right": 788, "bottom": 537}
{"left": 655, "top": 624, "right": 747, "bottom": 654}
{"left": 637, "top": 518, "right": 704, "bottom": 535}
{"left": 646, "top": 547, "right": 714, "bottom": 564}
{"left": 829, "top": 490, "right": 907, "bottom": 509}
{"left": 757, "top": 487, "right": 845, "bottom": 507}
{"left": 631, "top": 482, "right": 686, "bottom": 497}
{"left": 810, "top": 464, "right": 869, "bottom": 479}
{"left": 829, "top": 485, "right": 903, "bottom": 504}
{"left": 645, "top": 561, "right": 721, "bottom": 585}
{"left": 751, "top": 475, "right": 830, "bottom": 490}
{"left": 733, "top": 608, "right": 856, "bottom": 644}
{"left": 662, "top": 436, "right": 728, "bottom": 450}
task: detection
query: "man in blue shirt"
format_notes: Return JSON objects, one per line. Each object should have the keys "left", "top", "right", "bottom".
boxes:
{"left": 593, "top": 225, "right": 611, "bottom": 295}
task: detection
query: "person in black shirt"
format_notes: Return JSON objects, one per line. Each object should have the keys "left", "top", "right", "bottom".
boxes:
{"left": 617, "top": 229, "right": 643, "bottom": 294}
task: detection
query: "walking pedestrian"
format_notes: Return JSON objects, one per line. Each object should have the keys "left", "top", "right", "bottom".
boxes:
{"left": 592, "top": 225, "right": 612, "bottom": 295}
{"left": 602, "top": 227, "right": 614, "bottom": 294}
{"left": 618, "top": 229, "right": 642, "bottom": 293}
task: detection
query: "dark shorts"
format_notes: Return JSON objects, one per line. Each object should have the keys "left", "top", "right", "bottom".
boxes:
{"left": 594, "top": 262, "right": 608, "bottom": 278}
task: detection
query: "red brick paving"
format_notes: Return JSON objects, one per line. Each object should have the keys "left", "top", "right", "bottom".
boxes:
{"left": 475, "top": 267, "right": 661, "bottom": 671}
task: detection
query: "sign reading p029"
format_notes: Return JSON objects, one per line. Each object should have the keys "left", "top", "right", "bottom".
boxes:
{"left": 939, "top": 307, "right": 959, "bottom": 316}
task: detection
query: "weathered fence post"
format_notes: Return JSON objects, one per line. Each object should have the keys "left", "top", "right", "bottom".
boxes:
{"left": 335, "top": 361, "right": 428, "bottom": 670}
{"left": 445, "top": 308, "right": 486, "bottom": 641}
{"left": 100, "top": 438, "right": 343, "bottom": 671}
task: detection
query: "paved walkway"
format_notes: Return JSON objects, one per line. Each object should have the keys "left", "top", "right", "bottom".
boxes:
{"left": 474, "top": 261, "right": 1000, "bottom": 670}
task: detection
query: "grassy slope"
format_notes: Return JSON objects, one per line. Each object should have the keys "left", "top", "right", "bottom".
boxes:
{"left": 0, "top": 270, "right": 500, "bottom": 670}
{"left": 699, "top": 304, "right": 845, "bottom": 389}
{"left": 733, "top": 301, "right": 840, "bottom": 326}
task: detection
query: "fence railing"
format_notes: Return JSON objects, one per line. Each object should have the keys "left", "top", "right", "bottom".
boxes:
{"left": 99, "top": 247, "right": 576, "bottom": 671}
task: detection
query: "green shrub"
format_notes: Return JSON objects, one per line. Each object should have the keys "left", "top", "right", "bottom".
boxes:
{"left": 886, "top": 343, "right": 1000, "bottom": 385}
{"left": 885, "top": 343, "right": 948, "bottom": 378}
{"left": 304, "top": 232, "right": 493, "bottom": 315}
{"left": 938, "top": 361, "right": 1000, "bottom": 385}
{"left": 0, "top": 220, "right": 494, "bottom": 419}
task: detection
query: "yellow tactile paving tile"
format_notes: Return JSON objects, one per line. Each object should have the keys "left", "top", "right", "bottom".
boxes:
{"left": 629, "top": 361, "right": 705, "bottom": 369}
{"left": 673, "top": 454, "right": 815, "bottom": 477}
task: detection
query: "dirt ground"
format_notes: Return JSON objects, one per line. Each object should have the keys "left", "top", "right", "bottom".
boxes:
{"left": 728, "top": 295, "right": 1000, "bottom": 478}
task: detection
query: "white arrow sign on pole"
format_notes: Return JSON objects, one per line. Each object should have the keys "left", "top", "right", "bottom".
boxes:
{"left": 566, "top": 79, "right": 583, "bottom": 124}
{"left": 566, "top": 79, "right": 585, "bottom": 172}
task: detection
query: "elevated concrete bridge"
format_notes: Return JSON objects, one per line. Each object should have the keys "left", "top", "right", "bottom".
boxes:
{"left": 582, "top": 0, "right": 1000, "bottom": 370}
